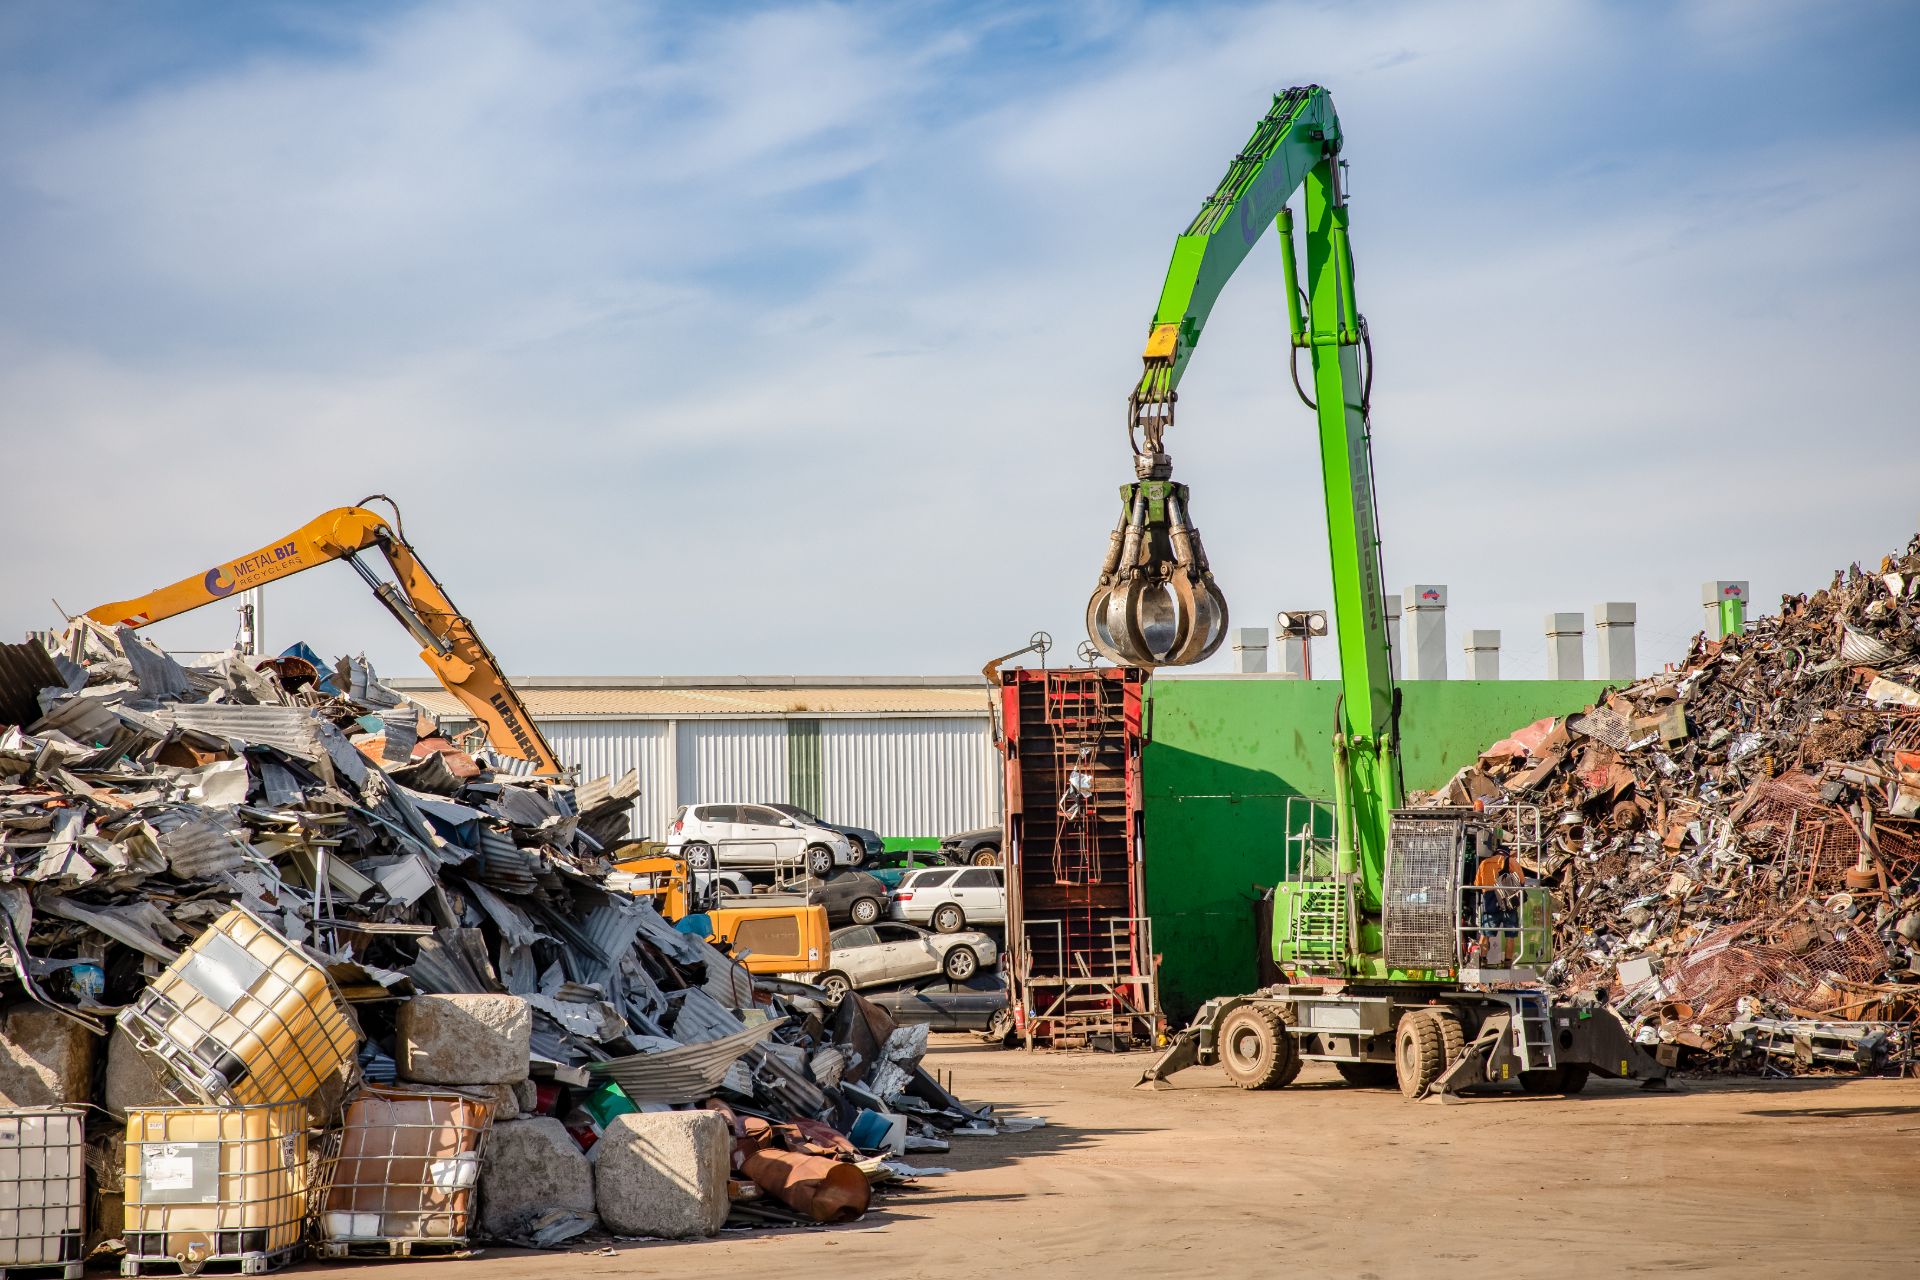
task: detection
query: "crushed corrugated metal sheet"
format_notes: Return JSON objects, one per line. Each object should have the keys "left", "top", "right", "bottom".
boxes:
{"left": 0, "top": 639, "right": 63, "bottom": 728}
{"left": 157, "top": 702, "right": 327, "bottom": 760}
{"left": 587, "top": 1019, "right": 785, "bottom": 1103}
{"left": 0, "top": 621, "right": 1033, "bottom": 1261}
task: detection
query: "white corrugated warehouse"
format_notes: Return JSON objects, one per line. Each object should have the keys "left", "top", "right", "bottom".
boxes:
{"left": 387, "top": 676, "right": 999, "bottom": 842}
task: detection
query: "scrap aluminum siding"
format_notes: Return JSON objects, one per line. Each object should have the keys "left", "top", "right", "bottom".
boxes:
{"left": 822, "top": 718, "right": 996, "bottom": 838}
{"left": 675, "top": 720, "right": 791, "bottom": 809}
{"left": 538, "top": 721, "right": 673, "bottom": 840}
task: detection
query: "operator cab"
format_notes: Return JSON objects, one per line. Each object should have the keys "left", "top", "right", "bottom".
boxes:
{"left": 1381, "top": 807, "right": 1551, "bottom": 984}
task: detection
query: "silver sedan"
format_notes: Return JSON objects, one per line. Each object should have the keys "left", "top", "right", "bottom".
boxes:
{"left": 818, "top": 922, "right": 999, "bottom": 1002}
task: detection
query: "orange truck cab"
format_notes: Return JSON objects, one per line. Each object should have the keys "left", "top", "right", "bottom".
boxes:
{"left": 705, "top": 902, "right": 830, "bottom": 977}
{"left": 610, "top": 852, "right": 830, "bottom": 977}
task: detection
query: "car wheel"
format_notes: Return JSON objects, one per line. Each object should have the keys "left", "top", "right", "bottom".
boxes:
{"left": 683, "top": 842, "right": 714, "bottom": 870}
{"left": 943, "top": 946, "right": 980, "bottom": 981}
{"left": 986, "top": 1006, "right": 1016, "bottom": 1046}
{"left": 849, "top": 896, "right": 882, "bottom": 926}
{"left": 932, "top": 903, "right": 966, "bottom": 934}
{"left": 817, "top": 971, "right": 851, "bottom": 1004}
{"left": 970, "top": 844, "right": 1001, "bottom": 867}
{"left": 846, "top": 841, "right": 867, "bottom": 869}
{"left": 806, "top": 845, "right": 833, "bottom": 877}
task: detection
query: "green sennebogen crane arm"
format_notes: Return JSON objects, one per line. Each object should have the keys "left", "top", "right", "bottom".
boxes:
{"left": 1136, "top": 86, "right": 1334, "bottom": 395}
{"left": 1095, "top": 84, "right": 1400, "bottom": 918}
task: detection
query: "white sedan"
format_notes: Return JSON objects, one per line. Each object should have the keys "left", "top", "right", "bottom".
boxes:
{"left": 816, "top": 922, "right": 998, "bottom": 1002}
{"left": 889, "top": 864, "right": 1005, "bottom": 933}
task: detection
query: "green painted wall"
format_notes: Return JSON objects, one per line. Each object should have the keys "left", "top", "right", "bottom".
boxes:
{"left": 1142, "top": 677, "right": 1609, "bottom": 1020}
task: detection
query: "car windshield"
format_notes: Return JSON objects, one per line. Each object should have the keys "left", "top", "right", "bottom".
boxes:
{"left": 771, "top": 804, "right": 821, "bottom": 824}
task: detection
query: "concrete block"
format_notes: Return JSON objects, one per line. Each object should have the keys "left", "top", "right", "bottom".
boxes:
{"left": 104, "top": 1024, "right": 176, "bottom": 1115}
{"left": 512, "top": 1078, "right": 539, "bottom": 1114}
{"left": 398, "top": 994, "right": 530, "bottom": 1085}
{"left": 458, "top": 1082, "right": 520, "bottom": 1122}
{"left": 592, "top": 1110, "right": 730, "bottom": 1239}
{"left": 0, "top": 1006, "right": 98, "bottom": 1106}
{"left": 479, "top": 1117, "right": 595, "bottom": 1241}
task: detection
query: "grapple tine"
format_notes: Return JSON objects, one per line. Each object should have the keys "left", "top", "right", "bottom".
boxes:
{"left": 1084, "top": 585, "right": 1131, "bottom": 666}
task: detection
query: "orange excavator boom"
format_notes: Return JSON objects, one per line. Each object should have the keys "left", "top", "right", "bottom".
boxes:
{"left": 84, "top": 497, "right": 563, "bottom": 777}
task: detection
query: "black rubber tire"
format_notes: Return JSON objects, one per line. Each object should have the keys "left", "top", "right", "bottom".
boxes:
{"left": 970, "top": 845, "right": 1001, "bottom": 866}
{"left": 943, "top": 946, "right": 980, "bottom": 981}
{"left": 1335, "top": 1061, "right": 1398, "bottom": 1089}
{"left": 817, "top": 972, "right": 851, "bottom": 1004}
{"left": 1559, "top": 1064, "right": 1591, "bottom": 1095}
{"left": 1217, "top": 1004, "right": 1301, "bottom": 1091}
{"left": 932, "top": 903, "right": 966, "bottom": 933}
{"left": 985, "top": 1006, "right": 1017, "bottom": 1047}
{"left": 849, "top": 897, "right": 882, "bottom": 925}
{"left": 847, "top": 841, "right": 867, "bottom": 868}
{"left": 806, "top": 845, "right": 834, "bottom": 877}
{"left": 683, "top": 842, "right": 714, "bottom": 870}
{"left": 1431, "top": 1007, "right": 1467, "bottom": 1068}
{"left": 1396, "top": 1010, "right": 1445, "bottom": 1099}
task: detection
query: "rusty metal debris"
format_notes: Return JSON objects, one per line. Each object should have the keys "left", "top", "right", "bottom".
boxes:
{"left": 1430, "top": 535, "right": 1920, "bottom": 1075}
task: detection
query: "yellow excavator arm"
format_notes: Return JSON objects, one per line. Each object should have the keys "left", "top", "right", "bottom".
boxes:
{"left": 84, "top": 498, "right": 564, "bottom": 777}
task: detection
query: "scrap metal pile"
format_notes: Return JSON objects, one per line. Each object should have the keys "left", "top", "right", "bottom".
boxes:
{"left": 1432, "top": 536, "right": 1920, "bottom": 1076}
{"left": 0, "top": 621, "right": 1026, "bottom": 1268}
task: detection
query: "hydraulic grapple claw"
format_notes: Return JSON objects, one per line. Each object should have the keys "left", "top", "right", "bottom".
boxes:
{"left": 1084, "top": 467, "right": 1229, "bottom": 669}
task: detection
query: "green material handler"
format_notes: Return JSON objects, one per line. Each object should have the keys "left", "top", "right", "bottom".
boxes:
{"left": 1088, "top": 86, "right": 1667, "bottom": 1097}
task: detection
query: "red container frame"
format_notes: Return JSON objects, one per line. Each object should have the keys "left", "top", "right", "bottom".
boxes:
{"left": 1001, "top": 667, "right": 1158, "bottom": 1046}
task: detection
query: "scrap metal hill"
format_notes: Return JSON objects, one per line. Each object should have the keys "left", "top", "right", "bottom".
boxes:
{"left": 1431, "top": 532, "right": 1920, "bottom": 1073}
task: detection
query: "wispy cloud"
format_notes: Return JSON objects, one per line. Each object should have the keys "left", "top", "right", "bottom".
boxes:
{"left": 2, "top": 0, "right": 1916, "bottom": 681}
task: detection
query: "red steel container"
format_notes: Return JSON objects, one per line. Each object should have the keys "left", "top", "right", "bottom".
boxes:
{"left": 1000, "top": 667, "right": 1157, "bottom": 1046}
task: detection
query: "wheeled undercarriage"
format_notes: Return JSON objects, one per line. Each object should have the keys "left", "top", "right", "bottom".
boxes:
{"left": 1141, "top": 982, "right": 1666, "bottom": 1099}
{"left": 1141, "top": 804, "right": 1670, "bottom": 1099}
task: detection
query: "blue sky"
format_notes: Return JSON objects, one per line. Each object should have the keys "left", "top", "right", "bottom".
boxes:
{"left": 3, "top": 0, "right": 1918, "bottom": 679}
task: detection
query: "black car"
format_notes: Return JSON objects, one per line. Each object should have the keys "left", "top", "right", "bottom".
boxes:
{"left": 805, "top": 869, "right": 890, "bottom": 926}
{"left": 863, "top": 972, "right": 1014, "bottom": 1043}
{"left": 769, "top": 804, "right": 882, "bottom": 868}
{"left": 938, "top": 825, "right": 1002, "bottom": 866}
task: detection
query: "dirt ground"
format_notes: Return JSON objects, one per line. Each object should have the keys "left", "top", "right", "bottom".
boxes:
{"left": 339, "top": 1038, "right": 1920, "bottom": 1279}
